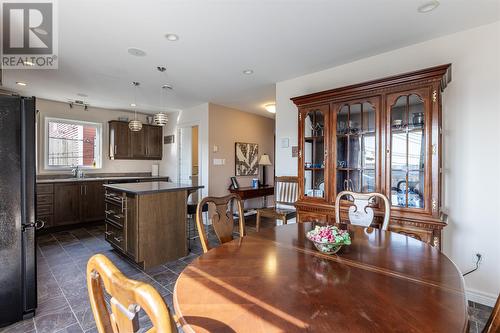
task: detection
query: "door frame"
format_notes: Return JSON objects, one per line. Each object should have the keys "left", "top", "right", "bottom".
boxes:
{"left": 176, "top": 121, "right": 207, "bottom": 198}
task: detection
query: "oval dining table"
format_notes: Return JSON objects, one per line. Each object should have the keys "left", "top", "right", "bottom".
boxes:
{"left": 173, "top": 223, "right": 468, "bottom": 332}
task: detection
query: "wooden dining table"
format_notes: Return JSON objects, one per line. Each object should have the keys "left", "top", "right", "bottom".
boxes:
{"left": 173, "top": 223, "right": 468, "bottom": 332}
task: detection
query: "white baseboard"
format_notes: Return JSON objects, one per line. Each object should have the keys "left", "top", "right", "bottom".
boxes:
{"left": 466, "top": 288, "right": 497, "bottom": 307}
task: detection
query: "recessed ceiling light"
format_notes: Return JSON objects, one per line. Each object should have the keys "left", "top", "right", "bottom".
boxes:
{"left": 418, "top": 0, "right": 440, "bottom": 13}
{"left": 264, "top": 103, "right": 276, "bottom": 113}
{"left": 130, "top": 103, "right": 137, "bottom": 107}
{"left": 127, "top": 47, "right": 146, "bottom": 56}
{"left": 243, "top": 69, "right": 254, "bottom": 75}
{"left": 165, "top": 34, "right": 179, "bottom": 41}
{"left": 16, "top": 81, "right": 27, "bottom": 86}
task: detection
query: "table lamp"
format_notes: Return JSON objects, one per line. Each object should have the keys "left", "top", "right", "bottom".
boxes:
{"left": 258, "top": 154, "right": 272, "bottom": 186}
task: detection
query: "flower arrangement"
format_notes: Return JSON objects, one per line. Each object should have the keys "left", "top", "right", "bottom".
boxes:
{"left": 306, "top": 225, "right": 351, "bottom": 254}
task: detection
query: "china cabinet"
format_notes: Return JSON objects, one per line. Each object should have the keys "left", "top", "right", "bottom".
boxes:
{"left": 292, "top": 64, "right": 451, "bottom": 249}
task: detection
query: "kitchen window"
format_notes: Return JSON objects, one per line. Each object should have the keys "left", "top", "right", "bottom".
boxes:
{"left": 45, "top": 117, "right": 102, "bottom": 169}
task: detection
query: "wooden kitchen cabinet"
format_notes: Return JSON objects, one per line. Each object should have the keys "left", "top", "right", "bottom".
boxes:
{"left": 81, "top": 181, "right": 106, "bottom": 222}
{"left": 36, "top": 184, "right": 54, "bottom": 228}
{"left": 37, "top": 177, "right": 168, "bottom": 230}
{"left": 109, "top": 121, "right": 131, "bottom": 159}
{"left": 53, "top": 181, "right": 105, "bottom": 226}
{"left": 130, "top": 129, "right": 147, "bottom": 159}
{"left": 145, "top": 125, "right": 163, "bottom": 159}
{"left": 54, "top": 183, "right": 81, "bottom": 226}
{"left": 109, "top": 121, "right": 163, "bottom": 160}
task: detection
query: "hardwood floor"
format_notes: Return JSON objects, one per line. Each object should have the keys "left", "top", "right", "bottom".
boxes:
{"left": 0, "top": 216, "right": 493, "bottom": 333}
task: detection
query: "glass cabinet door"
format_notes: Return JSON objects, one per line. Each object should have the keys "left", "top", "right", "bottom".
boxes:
{"left": 335, "top": 100, "right": 378, "bottom": 195}
{"left": 302, "top": 105, "right": 328, "bottom": 199}
{"left": 388, "top": 92, "right": 428, "bottom": 210}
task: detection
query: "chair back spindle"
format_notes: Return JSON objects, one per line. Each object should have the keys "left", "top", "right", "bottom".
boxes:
{"left": 275, "top": 176, "right": 299, "bottom": 207}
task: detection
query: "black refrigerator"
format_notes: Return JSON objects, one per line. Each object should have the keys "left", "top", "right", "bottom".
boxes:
{"left": 0, "top": 95, "right": 38, "bottom": 327}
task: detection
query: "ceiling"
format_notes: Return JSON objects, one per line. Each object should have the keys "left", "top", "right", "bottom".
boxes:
{"left": 2, "top": 0, "right": 499, "bottom": 118}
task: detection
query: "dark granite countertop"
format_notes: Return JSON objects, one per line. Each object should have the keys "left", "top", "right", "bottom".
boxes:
{"left": 103, "top": 181, "right": 203, "bottom": 195}
{"left": 36, "top": 176, "right": 168, "bottom": 184}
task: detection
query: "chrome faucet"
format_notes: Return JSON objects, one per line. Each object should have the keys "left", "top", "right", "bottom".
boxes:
{"left": 71, "top": 165, "right": 84, "bottom": 178}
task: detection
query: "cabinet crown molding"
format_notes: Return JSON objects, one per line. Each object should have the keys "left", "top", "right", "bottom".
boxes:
{"left": 291, "top": 64, "right": 451, "bottom": 106}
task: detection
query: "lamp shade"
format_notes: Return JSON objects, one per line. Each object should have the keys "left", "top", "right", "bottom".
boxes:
{"left": 128, "top": 119, "right": 142, "bottom": 131}
{"left": 153, "top": 112, "right": 168, "bottom": 126}
{"left": 258, "top": 154, "right": 272, "bottom": 166}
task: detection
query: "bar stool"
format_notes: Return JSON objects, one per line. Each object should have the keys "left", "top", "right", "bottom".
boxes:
{"left": 187, "top": 200, "right": 208, "bottom": 251}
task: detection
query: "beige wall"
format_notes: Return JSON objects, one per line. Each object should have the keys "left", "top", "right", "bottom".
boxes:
{"left": 208, "top": 103, "right": 275, "bottom": 208}
{"left": 36, "top": 98, "right": 166, "bottom": 175}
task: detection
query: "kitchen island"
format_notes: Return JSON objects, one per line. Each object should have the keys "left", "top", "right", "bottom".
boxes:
{"left": 103, "top": 181, "right": 203, "bottom": 269}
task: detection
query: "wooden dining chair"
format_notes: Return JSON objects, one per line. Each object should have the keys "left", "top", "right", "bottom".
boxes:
{"left": 483, "top": 294, "right": 500, "bottom": 333}
{"left": 196, "top": 193, "right": 245, "bottom": 253}
{"left": 256, "top": 176, "right": 298, "bottom": 232}
{"left": 86, "top": 254, "right": 177, "bottom": 333}
{"left": 335, "top": 191, "right": 391, "bottom": 230}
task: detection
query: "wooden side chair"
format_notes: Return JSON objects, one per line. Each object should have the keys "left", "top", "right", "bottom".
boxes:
{"left": 483, "top": 294, "right": 500, "bottom": 333}
{"left": 335, "top": 191, "right": 391, "bottom": 230}
{"left": 87, "top": 254, "right": 177, "bottom": 333}
{"left": 196, "top": 193, "right": 245, "bottom": 253}
{"left": 256, "top": 176, "right": 298, "bottom": 232}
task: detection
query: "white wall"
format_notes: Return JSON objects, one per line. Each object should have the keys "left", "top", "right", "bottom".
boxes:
{"left": 36, "top": 98, "right": 166, "bottom": 176}
{"left": 159, "top": 103, "right": 209, "bottom": 197}
{"left": 275, "top": 22, "right": 500, "bottom": 305}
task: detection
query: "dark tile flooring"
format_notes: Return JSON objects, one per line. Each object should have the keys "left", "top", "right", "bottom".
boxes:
{"left": 0, "top": 217, "right": 494, "bottom": 333}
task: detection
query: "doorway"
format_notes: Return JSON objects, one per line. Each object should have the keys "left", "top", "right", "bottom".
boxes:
{"left": 178, "top": 125, "right": 199, "bottom": 202}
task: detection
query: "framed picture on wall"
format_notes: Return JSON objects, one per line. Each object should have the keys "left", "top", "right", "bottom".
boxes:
{"left": 235, "top": 142, "right": 259, "bottom": 176}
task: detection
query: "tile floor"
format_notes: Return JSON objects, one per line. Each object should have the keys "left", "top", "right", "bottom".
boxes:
{"left": 0, "top": 217, "right": 493, "bottom": 333}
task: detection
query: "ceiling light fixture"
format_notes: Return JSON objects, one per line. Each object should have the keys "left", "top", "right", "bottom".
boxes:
{"left": 264, "top": 103, "right": 276, "bottom": 113}
{"left": 243, "top": 69, "right": 254, "bottom": 75}
{"left": 16, "top": 82, "right": 27, "bottom": 86}
{"left": 154, "top": 67, "right": 169, "bottom": 126}
{"left": 418, "top": 0, "right": 440, "bottom": 13}
{"left": 129, "top": 82, "right": 143, "bottom": 131}
{"left": 127, "top": 47, "right": 146, "bottom": 57}
{"left": 165, "top": 34, "right": 179, "bottom": 41}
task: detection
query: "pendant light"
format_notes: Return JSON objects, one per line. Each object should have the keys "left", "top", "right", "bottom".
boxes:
{"left": 129, "top": 81, "right": 142, "bottom": 131}
{"left": 154, "top": 66, "right": 169, "bottom": 126}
